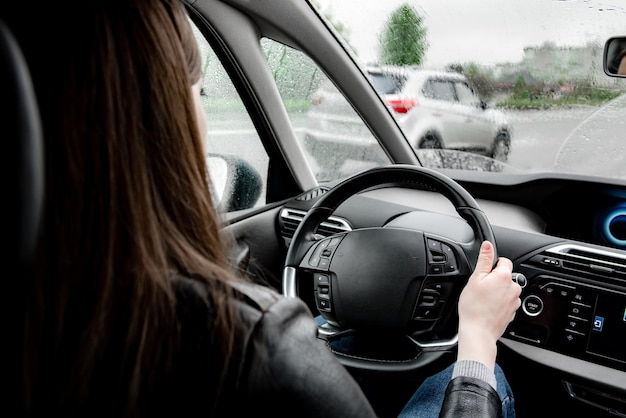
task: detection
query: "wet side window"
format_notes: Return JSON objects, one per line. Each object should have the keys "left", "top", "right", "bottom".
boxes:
{"left": 455, "top": 82, "right": 482, "bottom": 107}
{"left": 261, "top": 38, "right": 391, "bottom": 183}
{"left": 191, "top": 22, "right": 269, "bottom": 212}
{"left": 423, "top": 79, "right": 455, "bottom": 102}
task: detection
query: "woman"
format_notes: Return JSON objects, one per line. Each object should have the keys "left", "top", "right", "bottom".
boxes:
{"left": 10, "top": 0, "right": 521, "bottom": 416}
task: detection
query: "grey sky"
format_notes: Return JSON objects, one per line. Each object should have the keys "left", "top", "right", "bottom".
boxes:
{"left": 315, "top": 0, "right": 626, "bottom": 67}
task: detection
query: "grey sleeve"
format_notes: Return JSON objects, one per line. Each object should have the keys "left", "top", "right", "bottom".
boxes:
{"left": 452, "top": 360, "right": 497, "bottom": 391}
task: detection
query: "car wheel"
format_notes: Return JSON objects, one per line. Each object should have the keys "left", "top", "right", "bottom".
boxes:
{"left": 491, "top": 132, "right": 510, "bottom": 162}
{"left": 418, "top": 133, "right": 441, "bottom": 149}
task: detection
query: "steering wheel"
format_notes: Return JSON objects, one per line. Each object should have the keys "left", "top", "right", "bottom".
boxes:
{"left": 282, "top": 164, "right": 497, "bottom": 372}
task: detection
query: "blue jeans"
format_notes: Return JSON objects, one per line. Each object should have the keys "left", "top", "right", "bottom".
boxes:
{"left": 314, "top": 316, "right": 514, "bottom": 417}
{"left": 398, "top": 362, "right": 515, "bottom": 418}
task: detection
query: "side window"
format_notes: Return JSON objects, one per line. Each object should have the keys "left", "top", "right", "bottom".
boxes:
{"left": 261, "top": 38, "right": 391, "bottom": 183}
{"left": 191, "top": 22, "right": 269, "bottom": 212}
{"left": 455, "top": 82, "right": 482, "bottom": 107}
{"left": 423, "top": 79, "right": 455, "bottom": 102}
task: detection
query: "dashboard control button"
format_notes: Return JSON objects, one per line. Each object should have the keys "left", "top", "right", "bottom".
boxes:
{"left": 571, "top": 292, "right": 592, "bottom": 306}
{"left": 569, "top": 302, "right": 591, "bottom": 318}
{"left": 512, "top": 272, "right": 527, "bottom": 288}
{"left": 522, "top": 295, "right": 543, "bottom": 317}
{"left": 565, "top": 316, "right": 589, "bottom": 332}
{"left": 562, "top": 329, "right": 586, "bottom": 350}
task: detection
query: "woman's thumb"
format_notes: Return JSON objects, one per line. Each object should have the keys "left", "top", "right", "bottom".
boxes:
{"left": 474, "top": 241, "right": 495, "bottom": 277}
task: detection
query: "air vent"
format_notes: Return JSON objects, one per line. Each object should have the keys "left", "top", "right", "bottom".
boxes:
{"left": 295, "top": 186, "right": 330, "bottom": 201}
{"left": 528, "top": 243, "right": 626, "bottom": 283}
{"left": 278, "top": 208, "right": 352, "bottom": 245}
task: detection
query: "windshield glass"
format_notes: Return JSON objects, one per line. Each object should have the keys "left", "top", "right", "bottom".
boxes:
{"left": 308, "top": 0, "right": 626, "bottom": 182}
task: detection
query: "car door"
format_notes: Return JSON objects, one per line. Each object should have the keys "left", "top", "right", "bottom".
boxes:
{"left": 453, "top": 80, "right": 497, "bottom": 149}
{"left": 420, "top": 77, "right": 467, "bottom": 148}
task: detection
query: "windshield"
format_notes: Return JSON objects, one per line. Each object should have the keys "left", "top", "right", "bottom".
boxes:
{"left": 306, "top": 0, "right": 626, "bottom": 182}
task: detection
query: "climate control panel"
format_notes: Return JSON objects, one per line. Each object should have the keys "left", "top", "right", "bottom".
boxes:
{"left": 507, "top": 275, "right": 626, "bottom": 371}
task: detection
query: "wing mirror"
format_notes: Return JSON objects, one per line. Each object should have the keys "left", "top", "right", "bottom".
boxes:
{"left": 603, "top": 36, "right": 626, "bottom": 77}
{"left": 206, "top": 153, "right": 262, "bottom": 212}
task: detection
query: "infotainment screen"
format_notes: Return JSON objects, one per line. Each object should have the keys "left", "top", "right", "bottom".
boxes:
{"left": 586, "top": 292, "right": 626, "bottom": 364}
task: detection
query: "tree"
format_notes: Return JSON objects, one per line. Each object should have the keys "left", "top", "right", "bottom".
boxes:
{"left": 378, "top": 3, "right": 428, "bottom": 66}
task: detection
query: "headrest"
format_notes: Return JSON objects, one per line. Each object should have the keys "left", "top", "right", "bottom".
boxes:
{"left": 0, "top": 18, "right": 44, "bottom": 271}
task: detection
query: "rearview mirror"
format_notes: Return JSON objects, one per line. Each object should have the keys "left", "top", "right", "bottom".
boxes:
{"left": 603, "top": 36, "right": 626, "bottom": 77}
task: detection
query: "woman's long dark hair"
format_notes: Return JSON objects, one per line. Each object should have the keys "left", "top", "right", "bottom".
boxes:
{"left": 16, "top": 0, "right": 241, "bottom": 415}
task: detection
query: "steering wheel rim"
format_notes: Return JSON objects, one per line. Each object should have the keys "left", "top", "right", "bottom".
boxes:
{"left": 282, "top": 164, "right": 497, "bottom": 372}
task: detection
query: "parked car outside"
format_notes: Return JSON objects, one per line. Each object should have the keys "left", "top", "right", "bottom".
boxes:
{"left": 304, "top": 65, "right": 511, "bottom": 176}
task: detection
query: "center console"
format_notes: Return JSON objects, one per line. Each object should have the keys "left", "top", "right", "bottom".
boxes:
{"left": 507, "top": 244, "right": 626, "bottom": 371}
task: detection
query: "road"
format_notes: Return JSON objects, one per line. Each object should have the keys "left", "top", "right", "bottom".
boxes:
{"left": 505, "top": 106, "right": 598, "bottom": 172}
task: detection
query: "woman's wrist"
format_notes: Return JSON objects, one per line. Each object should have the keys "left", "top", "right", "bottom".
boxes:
{"left": 457, "top": 324, "right": 498, "bottom": 371}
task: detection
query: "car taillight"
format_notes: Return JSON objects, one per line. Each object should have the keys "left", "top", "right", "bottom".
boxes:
{"left": 386, "top": 97, "right": 417, "bottom": 113}
{"left": 311, "top": 92, "right": 324, "bottom": 106}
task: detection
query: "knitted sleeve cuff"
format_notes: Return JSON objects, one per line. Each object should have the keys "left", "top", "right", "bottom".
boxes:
{"left": 452, "top": 360, "right": 497, "bottom": 391}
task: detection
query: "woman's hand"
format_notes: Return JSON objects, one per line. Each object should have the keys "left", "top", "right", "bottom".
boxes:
{"left": 456, "top": 241, "right": 522, "bottom": 372}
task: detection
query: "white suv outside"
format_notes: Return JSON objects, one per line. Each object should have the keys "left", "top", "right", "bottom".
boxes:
{"left": 303, "top": 66, "right": 511, "bottom": 175}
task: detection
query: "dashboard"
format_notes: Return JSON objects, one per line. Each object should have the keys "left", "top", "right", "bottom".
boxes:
{"left": 277, "top": 173, "right": 626, "bottom": 398}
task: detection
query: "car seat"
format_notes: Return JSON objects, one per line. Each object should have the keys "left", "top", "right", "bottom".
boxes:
{"left": 1, "top": 16, "right": 44, "bottom": 412}
{"left": 0, "top": 17, "right": 44, "bottom": 272}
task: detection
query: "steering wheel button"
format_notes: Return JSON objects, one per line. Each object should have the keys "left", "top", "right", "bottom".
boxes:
{"left": 427, "top": 239, "right": 442, "bottom": 251}
{"left": 316, "top": 297, "right": 331, "bottom": 312}
{"left": 414, "top": 303, "right": 444, "bottom": 320}
{"left": 419, "top": 294, "right": 439, "bottom": 307}
{"left": 429, "top": 265, "right": 444, "bottom": 274}
{"left": 425, "top": 282, "right": 444, "bottom": 291}
{"left": 308, "top": 240, "right": 329, "bottom": 266}
{"left": 315, "top": 273, "right": 329, "bottom": 285}
{"left": 319, "top": 258, "right": 330, "bottom": 269}
{"left": 440, "top": 243, "right": 455, "bottom": 258}
{"left": 328, "top": 237, "right": 342, "bottom": 247}
{"left": 432, "top": 253, "right": 445, "bottom": 262}
{"left": 309, "top": 255, "right": 320, "bottom": 267}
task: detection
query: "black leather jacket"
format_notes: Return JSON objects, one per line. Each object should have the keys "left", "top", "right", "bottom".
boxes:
{"left": 174, "top": 277, "right": 501, "bottom": 417}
